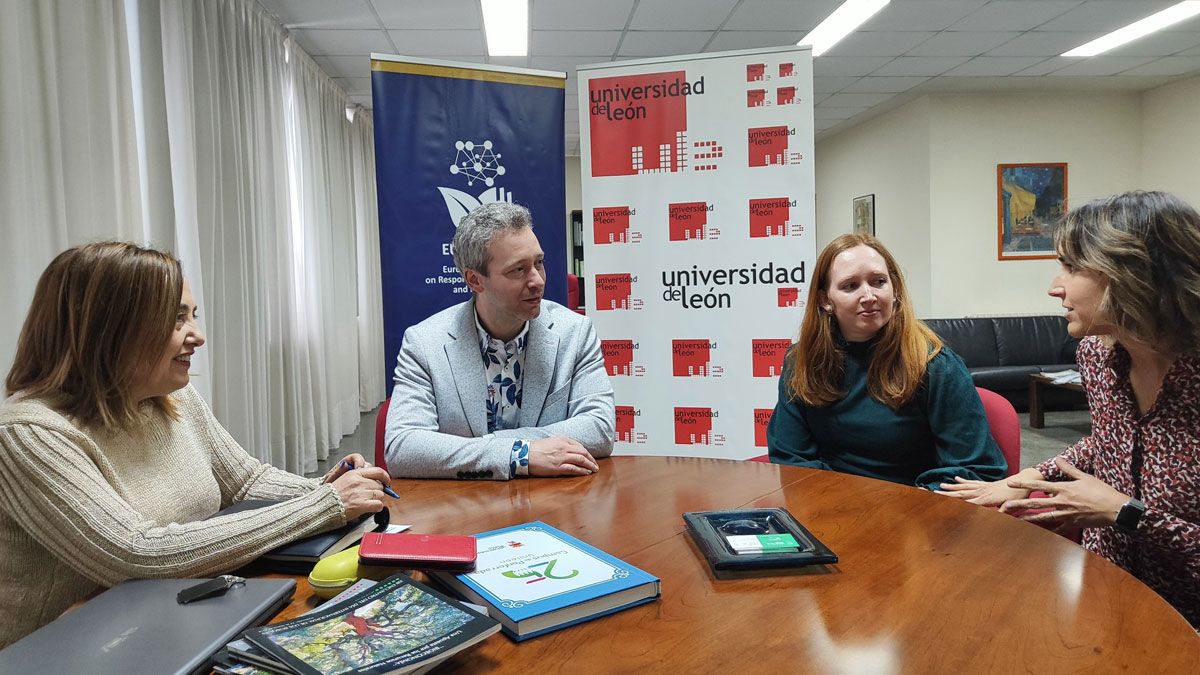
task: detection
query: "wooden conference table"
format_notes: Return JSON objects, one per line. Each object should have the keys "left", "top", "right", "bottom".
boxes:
{"left": 269, "top": 456, "right": 1198, "bottom": 673}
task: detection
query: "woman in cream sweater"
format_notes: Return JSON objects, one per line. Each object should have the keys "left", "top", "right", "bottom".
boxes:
{"left": 0, "top": 242, "right": 394, "bottom": 647}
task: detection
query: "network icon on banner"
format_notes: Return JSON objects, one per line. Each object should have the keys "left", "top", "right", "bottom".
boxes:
{"left": 578, "top": 46, "right": 816, "bottom": 459}
{"left": 438, "top": 140, "right": 516, "bottom": 230}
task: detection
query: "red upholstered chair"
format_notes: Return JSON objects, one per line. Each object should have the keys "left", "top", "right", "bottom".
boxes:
{"left": 566, "top": 273, "right": 585, "bottom": 315}
{"left": 374, "top": 398, "right": 391, "bottom": 471}
{"left": 976, "top": 387, "right": 1020, "bottom": 477}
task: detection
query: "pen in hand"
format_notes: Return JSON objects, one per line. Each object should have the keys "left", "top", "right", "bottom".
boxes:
{"left": 330, "top": 459, "right": 401, "bottom": 499}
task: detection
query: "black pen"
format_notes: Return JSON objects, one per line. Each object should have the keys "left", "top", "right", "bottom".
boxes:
{"left": 333, "top": 459, "right": 400, "bottom": 499}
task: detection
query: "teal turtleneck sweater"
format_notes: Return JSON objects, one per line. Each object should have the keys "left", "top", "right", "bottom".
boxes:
{"left": 767, "top": 340, "right": 1007, "bottom": 490}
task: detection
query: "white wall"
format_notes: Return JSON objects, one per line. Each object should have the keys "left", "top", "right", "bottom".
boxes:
{"left": 815, "top": 90, "right": 1145, "bottom": 319}
{"left": 1141, "top": 75, "right": 1200, "bottom": 206}
{"left": 927, "top": 92, "right": 1142, "bottom": 318}
{"left": 814, "top": 97, "right": 932, "bottom": 314}
{"left": 565, "top": 155, "right": 582, "bottom": 263}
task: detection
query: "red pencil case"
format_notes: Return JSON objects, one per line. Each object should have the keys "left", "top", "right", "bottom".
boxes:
{"left": 358, "top": 532, "right": 477, "bottom": 571}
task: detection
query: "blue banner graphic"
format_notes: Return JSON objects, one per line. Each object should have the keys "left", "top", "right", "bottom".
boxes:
{"left": 372, "top": 59, "right": 566, "bottom": 395}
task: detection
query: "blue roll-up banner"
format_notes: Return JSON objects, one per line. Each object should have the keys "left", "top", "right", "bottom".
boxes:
{"left": 371, "top": 55, "right": 567, "bottom": 395}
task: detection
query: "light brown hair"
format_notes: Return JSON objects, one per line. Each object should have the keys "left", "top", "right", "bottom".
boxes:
{"left": 786, "top": 233, "right": 943, "bottom": 409}
{"left": 6, "top": 242, "right": 184, "bottom": 427}
{"left": 1055, "top": 190, "right": 1200, "bottom": 356}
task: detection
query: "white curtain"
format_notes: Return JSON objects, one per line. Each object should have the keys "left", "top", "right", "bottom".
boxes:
{"left": 0, "top": 0, "right": 144, "bottom": 379}
{"left": 0, "top": 0, "right": 385, "bottom": 474}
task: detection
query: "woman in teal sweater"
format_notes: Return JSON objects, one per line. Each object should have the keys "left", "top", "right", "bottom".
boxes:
{"left": 767, "top": 234, "right": 1006, "bottom": 489}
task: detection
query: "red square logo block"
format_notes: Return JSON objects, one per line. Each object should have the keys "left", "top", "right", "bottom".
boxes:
{"left": 747, "top": 64, "right": 765, "bottom": 82}
{"left": 779, "top": 63, "right": 794, "bottom": 78}
{"left": 674, "top": 407, "right": 714, "bottom": 445}
{"left": 600, "top": 340, "right": 635, "bottom": 376}
{"left": 595, "top": 273, "right": 633, "bottom": 311}
{"left": 752, "top": 339, "right": 792, "bottom": 377}
{"left": 668, "top": 202, "right": 708, "bottom": 241}
{"left": 747, "top": 89, "right": 766, "bottom": 107}
{"left": 778, "top": 287, "right": 799, "bottom": 307}
{"left": 593, "top": 206, "right": 632, "bottom": 244}
{"left": 749, "top": 197, "right": 791, "bottom": 238}
{"left": 754, "top": 408, "right": 774, "bottom": 447}
{"left": 672, "top": 339, "right": 712, "bottom": 377}
{"left": 748, "top": 126, "right": 791, "bottom": 167}
{"left": 615, "top": 406, "right": 637, "bottom": 443}
{"left": 776, "top": 86, "right": 796, "bottom": 106}
{"left": 589, "top": 71, "right": 688, "bottom": 177}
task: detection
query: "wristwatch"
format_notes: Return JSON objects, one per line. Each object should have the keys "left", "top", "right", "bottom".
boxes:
{"left": 1115, "top": 498, "right": 1146, "bottom": 534}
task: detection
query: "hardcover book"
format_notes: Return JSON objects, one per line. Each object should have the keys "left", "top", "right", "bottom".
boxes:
{"left": 428, "top": 521, "right": 661, "bottom": 641}
{"left": 245, "top": 574, "right": 499, "bottom": 675}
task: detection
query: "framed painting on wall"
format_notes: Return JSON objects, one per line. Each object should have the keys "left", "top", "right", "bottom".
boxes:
{"left": 852, "top": 194, "right": 875, "bottom": 236}
{"left": 997, "top": 163, "right": 1066, "bottom": 260}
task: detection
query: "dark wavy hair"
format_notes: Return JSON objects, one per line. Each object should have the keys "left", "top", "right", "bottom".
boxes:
{"left": 1055, "top": 190, "right": 1200, "bottom": 356}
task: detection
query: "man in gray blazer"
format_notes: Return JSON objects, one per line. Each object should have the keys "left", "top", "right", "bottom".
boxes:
{"left": 384, "top": 202, "right": 615, "bottom": 480}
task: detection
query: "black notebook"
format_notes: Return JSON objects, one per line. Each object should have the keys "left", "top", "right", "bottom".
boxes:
{"left": 212, "top": 499, "right": 387, "bottom": 565}
{"left": 0, "top": 578, "right": 295, "bottom": 675}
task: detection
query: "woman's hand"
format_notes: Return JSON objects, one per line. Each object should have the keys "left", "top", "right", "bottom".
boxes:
{"left": 937, "top": 475, "right": 1030, "bottom": 507}
{"left": 329, "top": 465, "right": 392, "bottom": 520}
{"left": 321, "top": 453, "right": 370, "bottom": 484}
{"left": 999, "top": 459, "right": 1129, "bottom": 529}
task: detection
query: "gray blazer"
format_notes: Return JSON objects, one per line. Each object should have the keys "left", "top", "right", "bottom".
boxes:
{"left": 384, "top": 298, "right": 615, "bottom": 479}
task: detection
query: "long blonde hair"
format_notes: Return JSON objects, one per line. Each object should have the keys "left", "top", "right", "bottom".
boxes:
{"left": 1056, "top": 190, "right": 1200, "bottom": 356}
{"left": 6, "top": 242, "right": 183, "bottom": 427}
{"left": 787, "top": 234, "right": 942, "bottom": 409}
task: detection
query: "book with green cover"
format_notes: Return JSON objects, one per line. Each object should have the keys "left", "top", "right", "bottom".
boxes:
{"left": 245, "top": 574, "right": 499, "bottom": 675}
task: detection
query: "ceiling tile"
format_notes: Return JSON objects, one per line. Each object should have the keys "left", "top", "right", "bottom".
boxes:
{"left": 942, "top": 56, "right": 1050, "bottom": 76}
{"left": 1115, "top": 55, "right": 1200, "bottom": 76}
{"left": 820, "top": 92, "right": 893, "bottom": 108}
{"left": 872, "top": 56, "right": 970, "bottom": 76}
{"left": 1013, "top": 56, "right": 1073, "bottom": 75}
{"left": 488, "top": 55, "right": 531, "bottom": 68}
{"left": 949, "top": 1, "right": 1083, "bottom": 31}
{"left": 705, "top": 30, "right": 801, "bottom": 52}
{"left": 866, "top": 1, "right": 989, "bottom": 32}
{"left": 814, "top": 106, "right": 868, "bottom": 121}
{"left": 532, "top": 0, "right": 637, "bottom": 30}
{"left": 840, "top": 76, "right": 930, "bottom": 93}
{"left": 1047, "top": 55, "right": 1158, "bottom": 76}
{"left": 315, "top": 55, "right": 373, "bottom": 78}
{"left": 333, "top": 77, "right": 372, "bottom": 95}
{"left": 618, "top": 31, "right": 714, "bottom": 57}
{"left": 904, "top": 31, "right": 1021, "bottom": 57}
{"left": 289, "top": 29, "right": 394, "bottom": 56}
{"left": 812, "top": 56, "right": 894, "bottom": 77}
{"left": 532, "top": 30, "right": 622, "bottom": 56}
{"left": 630, "top": 0, "right": 739, "bottom": 30}
{"left": 1181, "top": 43, "right": 1200, "bottom": 56}
{"left": 371, "top": 0, "right": 481, "bottom": 30}
{"left": 724, "top": 0, "right": 842, "bottom": 31}
{"left": 985, "top": 31, "right": 1101, "bottom": 56}
{"left": 1038, "top": 1, "right": 1183, "bottom": 32}
{"left": 814, "top": 92, "right": 831, "bottom": 105}
{"left": 261, "top": 0, "right": 377, "bottom": 29}
{"left": 813, "top": 75, "right": 861, "bottom": 93}
{"left": 530, "top": 56, "right": 610, "bottom": 74}
{"left": 815, "top": 118, "right": 842, "bottom": 131}
{"left": 825, "top": 31, "right": 936, "bottom": 57}
{"left": 387, "top": 29, "right": 485, "bottom": 55}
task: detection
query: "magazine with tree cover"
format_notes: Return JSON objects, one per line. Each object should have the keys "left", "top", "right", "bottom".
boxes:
{"left": 244, "top": 574, "right": 499, "bottom": 675}
{"left": 428, "top": 521, "right": 660, "bottom": 641}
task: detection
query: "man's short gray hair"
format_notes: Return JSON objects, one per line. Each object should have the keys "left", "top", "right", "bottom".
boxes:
{"left": 452, "top": 202, "right": 534, "bottom": 275}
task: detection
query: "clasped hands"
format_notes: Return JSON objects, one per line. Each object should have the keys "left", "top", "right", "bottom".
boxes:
{"left": 938, "top": 458, "right": 1130, "bottom": 530}
{"left": 528, "top": 436, "right": 599, "bottom": 477}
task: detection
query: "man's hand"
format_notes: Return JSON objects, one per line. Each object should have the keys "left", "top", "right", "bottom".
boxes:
{"left": 528, "top": 437, "right": 599, "bottom": 477}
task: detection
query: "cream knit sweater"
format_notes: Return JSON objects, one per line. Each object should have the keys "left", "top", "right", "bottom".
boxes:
{"left": 0, "top": 385, "right": 347, "bottom": 648}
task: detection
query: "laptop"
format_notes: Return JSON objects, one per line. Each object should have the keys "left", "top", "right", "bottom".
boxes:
{"left": 0, "top": 577, "right": 295, "bottom": 675}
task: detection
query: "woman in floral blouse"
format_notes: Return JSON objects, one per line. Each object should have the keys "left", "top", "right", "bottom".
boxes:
{"left": 941, "top": 190, "right": 1200, "bottom": 629}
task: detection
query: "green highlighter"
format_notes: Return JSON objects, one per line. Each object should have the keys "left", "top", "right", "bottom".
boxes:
{"left": 725, "top": 533, "right": 800, "bottom": 555}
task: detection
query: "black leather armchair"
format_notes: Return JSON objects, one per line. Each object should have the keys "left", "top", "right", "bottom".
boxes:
{"left": 923, "top": 315, "right": 1082, "bottom": 411}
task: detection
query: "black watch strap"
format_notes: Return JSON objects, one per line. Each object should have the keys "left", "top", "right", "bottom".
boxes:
{"left": 1115, "top": 498, "right": 1146, "bottom": 534}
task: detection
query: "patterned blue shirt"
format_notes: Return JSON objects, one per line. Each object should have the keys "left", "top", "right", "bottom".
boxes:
{"left": 475, "top": 312, "right": 531, "bottom": 477}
